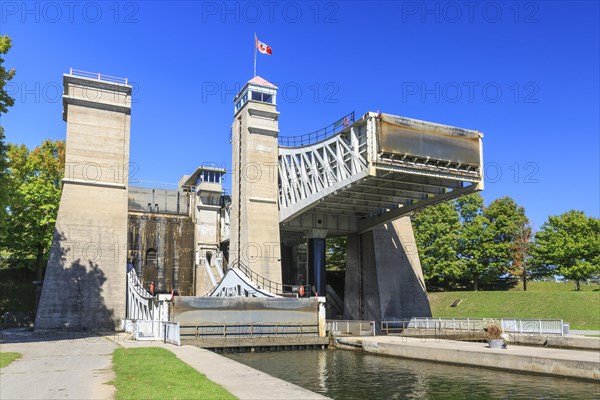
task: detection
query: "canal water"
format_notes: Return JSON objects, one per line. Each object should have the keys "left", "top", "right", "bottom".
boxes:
{"left": 224, "top": 348, "right": 600, "bottom": 399}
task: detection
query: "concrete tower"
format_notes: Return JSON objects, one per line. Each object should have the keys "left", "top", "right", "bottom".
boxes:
{"left": 229, "top": 76, "right": 282, "bottom": 283}
{"left": 179, "top": 166, "right": 226, "bottom": 295}
{"left": 35, "top": 71, "right": 132, "bottom": 330}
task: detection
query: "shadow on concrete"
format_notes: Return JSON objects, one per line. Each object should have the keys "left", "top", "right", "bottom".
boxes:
{"left": 380, "top": 221, "right": 432, "bottom": 320}
{"left": 33, "top": 229, "right": 115, "bottom": 333}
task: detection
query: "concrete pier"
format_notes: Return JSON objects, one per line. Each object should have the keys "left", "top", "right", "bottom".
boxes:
{"left": 344, "top": 217, "right": 432, "bottom": 322}
{"left": 35, "top": 72, "right": 132, "bottom": 330}
{"left": 336, "top": 336, "right": 600, "bottom": 382}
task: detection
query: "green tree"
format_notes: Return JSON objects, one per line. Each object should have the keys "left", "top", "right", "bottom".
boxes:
{"left": 0, "top": 34, "right": 16, "bottom": 242}
{"left": 455, "top": 193, "right": 490, "bottom": 291}
{"left": 412, "top": 200, "right": 462, "bottom": 290}
{"left": 531, "top": 210, "right": 600, "bottom": 290}
{"left": 326, "top": 237, "right": 347, "bottom": 271}
{"left": 0, "top": 35, "right": 15, "bottom": 113}
{"left": 483, "top": 197, "right": 529, "bottom": 280}
{"left": 4, "top": 140, "right": 65, "bottom": 279}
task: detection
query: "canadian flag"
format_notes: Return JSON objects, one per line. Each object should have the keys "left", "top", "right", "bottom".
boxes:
{"left": 256, "top": 37, "right": 272, "bottom": 55}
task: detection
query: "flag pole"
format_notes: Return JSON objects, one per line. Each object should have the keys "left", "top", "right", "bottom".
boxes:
{"left": 253, "top": 33, "right": 257, "bottom": 77}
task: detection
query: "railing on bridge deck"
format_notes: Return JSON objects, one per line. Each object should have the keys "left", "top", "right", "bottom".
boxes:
{"left": 231, "top": 260, "right": 312, "bottom": 297}
{"left": 278, "top": 111, "right": 355, "bottom": 147}
{"left": 381, "top": 317, "right": 565, "bottom": 336}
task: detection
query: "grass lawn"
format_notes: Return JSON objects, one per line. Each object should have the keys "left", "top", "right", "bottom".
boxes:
{"left": 112, "top": 347, "right": 236, "bottom": 400}
{"left": 428, "top": 281, "right": 600, "bottom": 330}
{"left": 0, "top": 352, "right": 22, "bottom": 368}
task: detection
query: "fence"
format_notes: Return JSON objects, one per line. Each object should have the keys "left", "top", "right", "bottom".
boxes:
{"left": 380, "top": 318, "right": 565, "bottom": 336}
{"left": 69, "top": 68, "right": 129, "bottom": 85}
{"left": 278, "top": 111, "right": 355, "bottom": 147}
{"left": 327, "top": 320, "right": 376, "bottom": 337}
{"left": 231, "top": 260, "right": 312, "bottom": 297}
{"left": 180, "top": 322, "right": 320, "bottom": 340}
{"left": 123, "top": 319, "right": 181, "bottom": 346}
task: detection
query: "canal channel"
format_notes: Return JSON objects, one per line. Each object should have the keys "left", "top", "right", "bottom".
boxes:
{"left": 224, "top": 348, "right": 600, "bottom": 399}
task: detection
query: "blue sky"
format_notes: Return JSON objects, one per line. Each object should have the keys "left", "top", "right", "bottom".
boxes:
{"left": 1, "top": 1, "right": 598, "bottom": 229}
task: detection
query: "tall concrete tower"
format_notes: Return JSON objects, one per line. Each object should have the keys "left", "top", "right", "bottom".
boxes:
{"left": 35, "top": 71, "right": 131, "bottom": 330}
{"left": 229, "top": 76, "right": 282, "bottom": 283}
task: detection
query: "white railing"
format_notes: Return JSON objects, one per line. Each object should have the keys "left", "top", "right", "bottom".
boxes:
{"left": 327, "top": 320, "right": 376, "bottom": 336}
{"left": 126, "top": 268, "right": 170, "bottom": 321}
{"left": 127, "top": 268, "right": 158, "bottom": 320}
{"left": 122, "top": 319, "right": 181, "bottom": 346}
{"left": 69, "top": 68, "right": 128, "bottom": 85}
{"left": 381, "top": 317, "right": 565, "bottom": 336}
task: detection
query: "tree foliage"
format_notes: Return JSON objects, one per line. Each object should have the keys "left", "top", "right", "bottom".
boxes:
{"left": 3, "top": 140, "right": 65, "bottom": 279}
{"left": 0, "top": 34, "right": 16, "bottom": 114}
{"left": 531, "top": 210, "right": 600, "bottom": 290}
{"left": 510, "top": 220, "right": 533, "bottom": 290}
{"left": 326, "top": 237, "right": 347, "bottom": 271}
{"left": 0, "top": 35, "right": 15, "bottom": 241}
{"left": 413, "top": 194, "right": 529, "bottom": 291}
{"left": 412, "top": 200, "right": 461, "bottom": 289}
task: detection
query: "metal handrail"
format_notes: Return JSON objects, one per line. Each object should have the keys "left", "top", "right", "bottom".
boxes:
{"left": 230, "top": 259, "right": 312, "bottom": 297}
{"left": 181, "top": 322, "right": 320, "bottom": 339}
{"left": 278, "top": 111, "right": 355, "bottom": 147}
{"left": 127, "top": 269, "right": 155, "bottom": 300}
{"left": 69, "top": 68, "right": 129, "bottom": 85}
{"left": 327, "top": 320, "right": 376, "bottom": 336}
{"left": 380, "top": 317, "right": 565, "bottom": 336}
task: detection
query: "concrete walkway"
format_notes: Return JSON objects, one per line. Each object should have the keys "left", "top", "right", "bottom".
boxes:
{"left": 0, "top": 335, "right": 116, "bottom": 400}
{"left": 571, "top": 330, "right": 600, "bottom": 336}
{"left": 115, "top": 336, "right": 329, "bottom": 399}
{"left": 337, "top": 336, "right": 600, "bottom": 382}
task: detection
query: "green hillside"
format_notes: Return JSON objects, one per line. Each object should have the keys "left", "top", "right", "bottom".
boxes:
{"left": 428, "top": 282, "right": 600, "bottom": 330}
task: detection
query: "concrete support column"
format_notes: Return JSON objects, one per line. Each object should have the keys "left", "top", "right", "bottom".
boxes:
{"left": 307, "top": 229, "right": 327, "bottom": 296}
{"left": 343, "top": 216, "right": 431, "bottom": 323}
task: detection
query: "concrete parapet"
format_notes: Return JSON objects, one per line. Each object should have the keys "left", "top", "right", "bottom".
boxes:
{"left": 337, "top": 336, "right": 600, "bottom": 382}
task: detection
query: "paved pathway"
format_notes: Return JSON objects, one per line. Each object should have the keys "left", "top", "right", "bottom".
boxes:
{"left": 0, "top": 334, "right": 116, "bottom": 400}
{"left": 0, "top": 329, "right": 328, "bottom": 400}
{"left": 571, "top": 330, "right": 600, "bottom": 336}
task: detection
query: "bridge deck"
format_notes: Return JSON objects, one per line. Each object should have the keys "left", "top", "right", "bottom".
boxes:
{"left": 278, "top": 112, "right": 483, "bottom": 236}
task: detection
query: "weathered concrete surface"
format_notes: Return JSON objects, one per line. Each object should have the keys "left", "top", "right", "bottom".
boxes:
{"left": 344, "top": 217, "right": 431, "bottom": 322}
{"left": 116, "top": 337, "right": 329, "bottom": 399}
{"left": 506, "top": 333, "right": 600, "bottom": 351}
{"left": 0, "top": 336, "right": 116, "bottom": 399}
{"left": 128, "top": 212, "right": 195, "bottom": 295}
{"left": 36, "top": 74, "right": 132, "bottom": 330}
{"left": 173, "top": 296, "right": 320, "bottom": 332}
{"left": 388, "top": 330, "right": 600, "bottom": 351}
{"left": 230, "top": 78, "right": 282, "bottom": 282}
{"left": 337, "top": 336, "right": 600, "bottom": 382}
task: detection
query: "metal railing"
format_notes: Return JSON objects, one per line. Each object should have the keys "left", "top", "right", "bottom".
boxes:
{"left": 279, "top": 111, "right": 355, "bottom": 147}
{"left": 231, "top": 259, "right": 312, "bottom": 297}
{"left": 181, "top": 322, "right": 320, "bottom": 340}
{"left": 123, "top": 319, "right": 181, "bottom": 346}
{"left": 381, "top": 318, "right": 565, "bottom": 336}
{"left": 69, "top": 68, "right": 129, "bottom": 85}
{"left": 327, "top": 320, "right": 376, "bottom": 336}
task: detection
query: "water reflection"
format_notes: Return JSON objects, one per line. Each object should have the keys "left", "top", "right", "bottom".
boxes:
{"left": 224, "top": 349, "right": 600, "bottom": 400}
